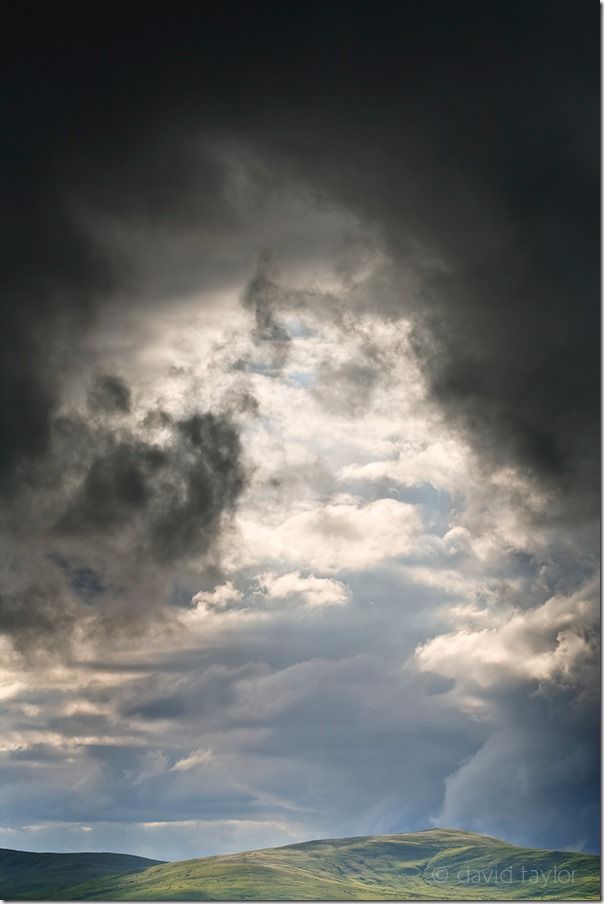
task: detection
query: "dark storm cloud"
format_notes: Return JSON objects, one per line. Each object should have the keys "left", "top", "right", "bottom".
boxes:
{"left": 0, "top": 199, "right": 113, "bottom": 488}
{"left": 247, "top": 3, "right": 598, "bottom": 520}
{"left": 3, "top": 14, "right": 242, "bottom": 495}
{"left": 241, "top": 4, "right": 598, "bottom": 522}
{"left": 5, "top": 2, "right": 598, "bottom": 517}
{"left": 55, "top": 409, "right": 246, "bottom": 563}
{"left": 0, "top": 390, "right": 246, "bottom": 652}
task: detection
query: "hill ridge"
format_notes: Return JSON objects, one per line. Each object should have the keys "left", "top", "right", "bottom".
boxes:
{"left": 1, "top": 829, "right": 599, "bottom": 901}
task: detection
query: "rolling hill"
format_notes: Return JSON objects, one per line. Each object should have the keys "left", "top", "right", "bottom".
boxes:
{"left": 0, "top": 848, "right": 163, "bottom": 900}
{"left": 2, "top": 828, "right": 600, "bottom": 901}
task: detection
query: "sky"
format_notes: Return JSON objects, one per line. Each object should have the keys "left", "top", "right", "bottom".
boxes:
{"left": 0, "top": 2, "right": 600, "bottom": 861}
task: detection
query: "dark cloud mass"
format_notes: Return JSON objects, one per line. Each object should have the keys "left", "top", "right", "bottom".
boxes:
{"left": 0, "top": 0, "right": 598, "bottom": 863}
{"left": 3, "top": 2, "right": 598, "bottom": 513}
{"left": 0, "top": 577, "right": 79, "bottom": 657}
{"left": 56, "top": 410, "right": 245, "bottom": 564}
{"left": 0, "top": 387, "right": 246, "bottom": 654}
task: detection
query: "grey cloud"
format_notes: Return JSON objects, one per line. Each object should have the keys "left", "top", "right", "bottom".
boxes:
{"left": 436, "top": 694, "right": 600, "bottom": 853}
{"left": 416, "top": 576, "right": 600, "bottom": 851}
{"left": 117, "top": 662, "right": 257, "bottom": 725}
{"left": 312, "top": 360, "right": 379, "bottom": 417}
{"left": 0, "top": 399, "right": 246, "bottom": 655}
{"left": 240, "top": 254, "right": 291, "bottom": 373}
{"left": 0, "top": 575, "right": 79, "bottom": 658}
{"left": 0, "top": 558, "right": 597, "bottom": 854}
{"left": 87, "top": 374, "right": 132, "bottom": 414}
{"left": 57, "top": 440, "right": 165, "bottom": 536}
{"left": 220, "top": 386, "right": 260, "bottom": 417}
{"left": 58, "top": 409, "right": 246, "bottom": 564}
{"left": 51, "top": 410, "right": 246, "bottom": 593}
{"left": 0, "top": 650, "right": 483, "bottom": 846}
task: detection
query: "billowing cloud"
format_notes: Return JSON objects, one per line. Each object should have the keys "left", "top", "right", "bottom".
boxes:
{"left": 416, "top": 579, "right": 599, "bottom": 693}
{"left": 235, "top": 498, "right": 422, "bottom": 572}
{"left": 260, "top": 571, "right": 349, "bottom": 607}
{"left": 339, "top": 438, "right": 472, "bottom": 494}
{"left": 413, "top": 578, "right": 599, "bottom": 849}
{"left": 191, "top": 583, "right": 242, "bottom": 614}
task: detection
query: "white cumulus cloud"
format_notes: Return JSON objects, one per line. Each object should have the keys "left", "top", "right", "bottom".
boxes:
{"left": 260, "top": 571, "right": 349, "bottom": 607}
{"left": 415, "top": 579, "right": 599, "bottom": 691}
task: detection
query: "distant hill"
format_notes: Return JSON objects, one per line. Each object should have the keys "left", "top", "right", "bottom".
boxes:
{"left": 0, "top": 848, "right": 163, "bottom": 900}
{"left": 1, "top": 829, "right": 600, "bottom": 900}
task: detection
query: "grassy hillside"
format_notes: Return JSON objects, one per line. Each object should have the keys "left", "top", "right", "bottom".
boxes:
{"left": 0, "top": 848, "right": 163, "bottom": 900}
{"left": 35, "top": 828, "right": 601, "bottom": 901}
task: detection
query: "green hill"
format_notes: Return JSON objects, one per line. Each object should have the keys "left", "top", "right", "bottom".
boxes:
{"left": 2, "top": 829, "right": 600, "bottom": 901}
{"left": 0, "top": 848, "right": 163, "bottom": 900}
